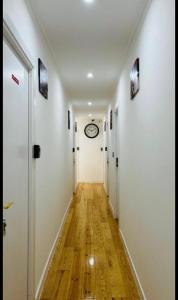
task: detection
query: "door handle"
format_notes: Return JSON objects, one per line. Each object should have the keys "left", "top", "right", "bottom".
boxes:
{"left": 33, "top": 145, "right": 41, "bottom": 159}
{"left": 3, "top": 202, "right": 13, "bottom": 209}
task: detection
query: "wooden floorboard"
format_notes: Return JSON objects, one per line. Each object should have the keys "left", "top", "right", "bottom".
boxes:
{"left": 40, "top": 183, "right": 140, "bottom": 300}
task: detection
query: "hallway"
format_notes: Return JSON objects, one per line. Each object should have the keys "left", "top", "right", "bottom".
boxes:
{"left": 40, "top": 184, "right": 140, "bottom": 300}
{"left": 3, "top": 0, "right": 175, "bottom": 299}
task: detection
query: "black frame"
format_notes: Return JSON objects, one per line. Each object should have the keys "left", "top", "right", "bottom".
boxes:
{"left": 68, "top": 110, "right": 70, "bottom": 130}
{"left": 38, "top": 58, "right": 48, "bottom": 99}
{"left": 130, "top": 58, "right": 140, "bottom": 100}
{"left": 110, "top": 110, "right": 113, "bottom": 130}
{"left": 84, "top": 123, "right": 99, "bottom": 139}
{"left": 104, "top": 121, "right": 107, "bottom": 132}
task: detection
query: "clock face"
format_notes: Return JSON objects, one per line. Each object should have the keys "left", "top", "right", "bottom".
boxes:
{"left": 84, "top": 123, "right": 99, "bottom": 139}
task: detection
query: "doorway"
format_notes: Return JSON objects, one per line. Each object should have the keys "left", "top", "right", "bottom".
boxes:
{"left": 73, "top": 121, "right": 77, "bottom": 193}
{"left": 3, "top": 18, "right": 34, "bottom": 300}
{"left": 114, "top": 107, "right": 119, "bottom": 220}
{"left": 104, "top": 120, "right": 110, "bottom": 196}
{"left": 76, "top": 117, "right": 104, "bottom": 184}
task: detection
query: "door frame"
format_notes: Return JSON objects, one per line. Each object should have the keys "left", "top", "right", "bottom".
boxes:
{"left": 106, "top": 120, "right": 109, "bottom": 196}
{"left": 114, "top": 106, "right": 119, "bottom": 220}
{"left": 72, "top": 121, "right": 76, "bottom": 193}
{"left": 3, "top": 15, "right": 35, "bottom": 300}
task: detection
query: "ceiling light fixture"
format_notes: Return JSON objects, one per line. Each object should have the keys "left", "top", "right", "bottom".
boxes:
{"left": 84, "top": 0, "right": 94, "bottom": 4}
{"left": 87, "top": 72, "right": 94, "bottom": 79}
{"left": 88, "top": 114, "right": 92, "bottom": 117}
{"left": 88, "top": 102, "right": 92, "bottom": 106}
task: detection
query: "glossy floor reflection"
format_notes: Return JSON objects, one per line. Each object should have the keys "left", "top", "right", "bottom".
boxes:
{"left": 40, "top": 183, "right": 140, "bottom": 300}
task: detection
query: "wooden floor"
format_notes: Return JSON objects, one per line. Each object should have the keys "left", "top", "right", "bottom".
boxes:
{"left": 40, "top": 183, "right": 140, "bottom": 300}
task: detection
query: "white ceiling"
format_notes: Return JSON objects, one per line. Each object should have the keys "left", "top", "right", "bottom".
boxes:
{"left": 28, "top": 0, "right": 148, "bottom": 113}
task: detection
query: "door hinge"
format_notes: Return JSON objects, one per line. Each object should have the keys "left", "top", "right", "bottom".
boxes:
{"left": 116, "top": 157, "right": 119, "bottom": 168}
{"left": 3, "top": 219, "right": 7, "bottom": 235}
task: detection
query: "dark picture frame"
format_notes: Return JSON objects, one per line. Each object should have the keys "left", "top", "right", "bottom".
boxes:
{"left": 68, "top": 110, "right": 70, "bottom": 130}
{"left": 38, "top": 58, "right": 48, "bottom": 99}
{"left": 110, "top": 110, "right": 113, "bottom": 130}
{"left": 130, "top": 58, "right": 140, "bottom": 100}
{"left": 104, "top": 121, "right": 107, "bottom": 132}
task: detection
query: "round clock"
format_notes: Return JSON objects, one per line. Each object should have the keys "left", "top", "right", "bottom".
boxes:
{"left": 84, "top": 123, "right": 99, "bottom": 139}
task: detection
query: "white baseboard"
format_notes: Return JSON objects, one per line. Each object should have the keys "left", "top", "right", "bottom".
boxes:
{"left": 119, "top": 229, "right": 147, "bottom": 300}
{"left": 35, "top": 195, "right": 73, "bottom": 300}
{"left": 77, "top": 181, "right": 104, "bottom": 184}
{"left": 109, "top": 200, "right": 116, "bottom": 219}
{"left": 103, "top": 183, "right": 108, "bottom": 195}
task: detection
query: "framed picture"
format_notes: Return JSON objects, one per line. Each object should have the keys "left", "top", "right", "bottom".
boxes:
{"left": 68, "top": 110, "right": 70, "bottom": 130}
{"left": 38, "top": 58, "right": 48, "bottom": 99}
{"left": 130, "top": 58, "right": 139, "bottom": 100}
{"left": 104, "top": 121, "right": 107, "bottom": 132}
{"left": 110, "top": 110, "right": 113, "bottom": 130}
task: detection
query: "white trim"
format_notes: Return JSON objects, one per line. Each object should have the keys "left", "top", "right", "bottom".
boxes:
{"left": 113, "top": 108, "right": 119, "bottom": 220}
{"left": 3, "top": 15, "right": 35, "bottom": 300}
{"left": 78, "top": 181, "right": 104, "bottom": 184}
{"left": 3, "top": 14, "right": 34, "bottom": 69}
{"left": 103, "top": 183, "right": 107, "bottom": 195}
{"left": 35, "top": 196, "right": 73, "bottom": 300}
{"left": 119, "top": 229, "right": 147, "bottom": 300}
{"left": 109, "top": 200, "right": 116, "bottom": 219}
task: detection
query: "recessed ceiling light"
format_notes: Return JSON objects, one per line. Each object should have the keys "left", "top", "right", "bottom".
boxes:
{"left": 87, "top": 72, "right": 94, "bottom": 79}
{"left": 88, "top": 114, "right": 92, "bottom": 117}
{"left": 88, "top": 102, "right": 92, "bottom": 106}
{"left": 84, "top": 0, "right": 94, "bottom": 4}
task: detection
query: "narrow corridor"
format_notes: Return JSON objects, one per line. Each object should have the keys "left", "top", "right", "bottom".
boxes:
{"left": 3, "top": 0, "right": 175, "bottom": 299}
{"left": 40, "top": 184, "right": 140, "bottom": 300}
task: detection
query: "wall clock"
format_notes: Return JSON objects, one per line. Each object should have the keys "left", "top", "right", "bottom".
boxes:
{"left": 84, "top": 123, "right": 99, "bottom": 139}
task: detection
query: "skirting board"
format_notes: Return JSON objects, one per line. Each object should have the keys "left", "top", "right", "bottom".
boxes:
{"left": 103, "top": 183, "right": 108, "bottom": 196}
{"left": 35, "top": 195, "right": 73, "bottom": 300}
{"left": 108, "top": 201, "right": 146, "bottom": 300}
{"left": 119, "top": 229, "right": 147, "bottom": 300}
{"left": 109, "top": 200, "right": 116, "bottom": 219}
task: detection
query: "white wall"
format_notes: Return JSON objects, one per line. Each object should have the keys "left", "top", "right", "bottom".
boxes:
{"left": 76, "top": 117, "right": 104, "bottom": 183}
{"left": 111, "top": 0, "right": 175, "bottom": 299}
{"left": 3, "top": 0, "right": 74, "bottom": 295}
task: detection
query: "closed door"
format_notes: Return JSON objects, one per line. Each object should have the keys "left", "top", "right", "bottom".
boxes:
{"left": 78, "top": 119, "right": 104, "bottom": 183}
{"left": 114, "top": 110, "right": 119, "bottom": 219}
{"left": 3, "top": 38, "right": 29, "bottom": 300}
{"left": 73, "top": 122, "right": 76, "bottom": 193}
{"left": 107, "top": 154, "right": 110, "bottom": 195}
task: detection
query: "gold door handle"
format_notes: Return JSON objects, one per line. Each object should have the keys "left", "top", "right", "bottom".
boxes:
{"left": 3, "top": 202, "right": 13, "bottom": 209}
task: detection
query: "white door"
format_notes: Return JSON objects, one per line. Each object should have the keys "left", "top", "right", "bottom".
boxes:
{"left": 3, "top": 38, "right": 29, "bottom": 300}
{"left": 78, "top": 118, "right": 104, "bottom": 183}
{"left": 73, "top": 122, "right": 76, "bottom": 193}
{"left": 114, "top": 109, "right": 119, "bottom": 219}
{"left": 106, "top": 121, "right": 110, "bottom": 196}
